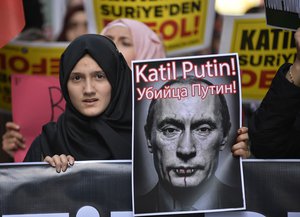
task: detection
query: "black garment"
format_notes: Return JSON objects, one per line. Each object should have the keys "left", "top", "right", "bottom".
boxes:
{"left": 249, "top": 63, "right": 300, "bottom": 158}
{"left": 23, "top": 0, "right": 44, "bottom": 30}
{"left": 24, "top": 34, "right": 132, "bottom": 161}
{"left": 135, "top": 176, "right": 243, "bottom": 214}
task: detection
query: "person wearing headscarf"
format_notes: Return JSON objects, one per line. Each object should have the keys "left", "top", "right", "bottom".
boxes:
{"left": 100, "top": 18, "right": 166, "bottom": 67}
{"left": 1, "top": 18, "right": 165, "bottom": 161}
{"left": 24, "top": 34, "right": 132, "bottom": 171}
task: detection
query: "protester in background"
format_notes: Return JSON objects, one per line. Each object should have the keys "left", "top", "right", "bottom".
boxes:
{"left": 23, "top": 34, "right": 132, "bottom": 172}
{"left": 66, "top": 0, "right": 84, "bottom": 9}
{"left": 100, "top": 18, "right": 166, "bottom": 67}
{"left": 249, "top": 27, "right": 300, "bottom": 158}
{"left": 56, "top": 4, "right": 87, "bottom": 42}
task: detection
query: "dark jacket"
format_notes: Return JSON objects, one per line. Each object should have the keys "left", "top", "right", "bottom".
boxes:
{"left": 249, "top": 63, "right": 300, "bottom": 158}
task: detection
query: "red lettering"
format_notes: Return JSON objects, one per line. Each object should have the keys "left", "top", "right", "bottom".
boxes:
{"left": 32, "top": 58, "right": 47, "bottom": 74}
{"left": 241, "top": 70, "right": 256, "bottom": 87}
{"left": 181, "top": 18, "right": 192, "bottom": 36}
{"left": 144, "top": 22, "right": 157, "bottom": 33}
{"left": 50, "top": 58, "right": 60, "bottom": 75}
{"left": 9, "top": 56, "right": 29, "bottom": 73}
{"left": 103, "top": 19, "right": 113, "bottom": 27}
{"left": 150, "top": 17, "right": 198, "bottom": 41}
{"left": 194, "top": 15, "right": 199, "bottom": 34}
{"left": 160, "top": 20, "right": 177, "bottom": 40}
{"left": 0, "top": 55, "right": 61, "bottom": 75}
{"left": 259, "top": 70, "right": 276, "bottom": 88}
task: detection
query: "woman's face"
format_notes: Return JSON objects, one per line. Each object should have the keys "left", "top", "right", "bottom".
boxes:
{"left": 67, "top": 54, "right": 112, "bottom": 117}
{"left": 66, "top": 10, "right": 88, "bottom": 41}
{"left": 103, "top": 26, "right": 136, "bottom": 68}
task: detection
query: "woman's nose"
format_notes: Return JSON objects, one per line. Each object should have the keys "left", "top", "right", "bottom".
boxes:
{"left": 83, "top": 79, "right": 95, "bottom": 94}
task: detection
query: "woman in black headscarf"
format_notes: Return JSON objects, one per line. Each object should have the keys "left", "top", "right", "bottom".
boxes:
{"left": 24, "top": 34, "right": 132, "bottom": 171}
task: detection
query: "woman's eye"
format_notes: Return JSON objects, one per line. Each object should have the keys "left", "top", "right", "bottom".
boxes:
{"left": 122, "top": 40, "right": 133, "bottom": 47}
{"left": 123, "top": 43, "right": 132, "bottom": 47}
{"left": 67, "top": 22, "right": 78, "bottom": 30}
{"left": 70, "top": 74, "right": 81, "bottom": 82}
{"left": 96, "top": 72, "right": 106, "bottom": 79}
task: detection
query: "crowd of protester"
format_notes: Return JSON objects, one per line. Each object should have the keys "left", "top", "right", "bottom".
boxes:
{"left": 2, "top": 0, "right": 296, "bottom": 166}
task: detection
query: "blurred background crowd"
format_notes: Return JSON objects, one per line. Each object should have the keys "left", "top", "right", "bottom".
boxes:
{"left": 0, "top": 0, "right": 265, "bottom": 162}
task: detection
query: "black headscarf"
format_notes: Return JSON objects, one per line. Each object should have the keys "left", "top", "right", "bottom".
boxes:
{"left": 24, "top": 34, "right": 132, "bottom": 161}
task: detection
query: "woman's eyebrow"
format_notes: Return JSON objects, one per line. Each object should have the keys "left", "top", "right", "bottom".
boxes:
{"left": 70, "top": 71, "right": 83, "bottom": 75}
{"left": 105, "top": 35, "right": 130, "bottom": 40}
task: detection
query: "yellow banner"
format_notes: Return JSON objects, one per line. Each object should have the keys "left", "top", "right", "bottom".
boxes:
{"left": 220, "top": 15, "right": 296, "bottom": 101}
{"left": 0, "top": 42, "right": 67, "bottom": 110}
{"left": 89, "top": 0, "right": 214, "bottom": 55}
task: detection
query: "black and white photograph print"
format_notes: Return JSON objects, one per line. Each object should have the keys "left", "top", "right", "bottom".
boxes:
{"left": 132, "top": 54, "right": 246, "bottom": 216}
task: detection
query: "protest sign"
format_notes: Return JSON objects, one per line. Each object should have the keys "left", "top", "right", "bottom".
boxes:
{"left": 10, "top": 74, "right": 64, "bottom": 162}
{"left": 1, "top": 160, "right": 300, "bottom": 217}
{"left": 0, "top": 161, "right": 132, "bottom": 217}
{"left": 85, "top": 0, "right": 215, "bottom": 56}
{"left": 0, "top": 41, "right": 67, "bottom": 110}
{"left": 132, "top": 54, "right": 245, "bottom": 216}
{"left": 219, "top": 14, "right": 296, "bottom": 101}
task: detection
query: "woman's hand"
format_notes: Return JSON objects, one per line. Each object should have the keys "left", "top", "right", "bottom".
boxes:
{"left": 2, "top": 122, "right": 26, "bottom": 157}
{"left": 44, "top": 154, "right": 75, "bottom": 173}
{"left": 231, "top": 127, "right": 250, "bottom": 159}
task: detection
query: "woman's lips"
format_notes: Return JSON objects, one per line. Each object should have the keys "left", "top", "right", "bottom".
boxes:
{"left": 82, "top": 98, "right": 98, "bottom": 104}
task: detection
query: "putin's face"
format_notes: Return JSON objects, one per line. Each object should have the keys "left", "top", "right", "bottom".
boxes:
{"left": 147, "top": 83, "right": 227, "bottom": 188}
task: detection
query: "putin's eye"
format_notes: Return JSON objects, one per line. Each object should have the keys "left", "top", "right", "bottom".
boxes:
{"left": 194, "top": 125, "right": 214, "bottom": 136}
{"left": 160, "top": 126, "right": 180, "bottom": 138}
